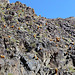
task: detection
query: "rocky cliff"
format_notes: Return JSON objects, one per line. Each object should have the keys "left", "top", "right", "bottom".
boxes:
{"left": 0, "top": 1, "right": 75, "bottom": 75}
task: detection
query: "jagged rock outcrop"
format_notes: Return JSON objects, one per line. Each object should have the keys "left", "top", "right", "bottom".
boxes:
{"left": 0, "top": 1, "right": 75, "bottom": 75}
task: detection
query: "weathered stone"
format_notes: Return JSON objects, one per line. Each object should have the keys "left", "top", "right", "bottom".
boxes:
{"left": 0, "top": 0, "right": 75, "bottom": 75}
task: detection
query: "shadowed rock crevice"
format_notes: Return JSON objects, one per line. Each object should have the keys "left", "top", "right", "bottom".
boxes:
{"left": 20, "top": 56, "right": 30, "bottom": 71}
{"left": 3, "top": 38, "right": 7, "bottom": 49}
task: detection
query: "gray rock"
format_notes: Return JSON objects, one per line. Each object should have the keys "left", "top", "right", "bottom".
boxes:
{"left": 0, "top": 72, "right": 4, "bottom": 75}
{"left": 0, "top": 0, "right": 9, "bottom": 3}
{"left": 27, "top": 59, "right": 41, "bottom": 73}
{"left": 0, "top": 58, "right": 4, "bottom": 66}
{"left": 0, "top": 0, "right": 75, "bottom": 75}
{"left": 25, "top": 15, "right": 32, "bottom": 21}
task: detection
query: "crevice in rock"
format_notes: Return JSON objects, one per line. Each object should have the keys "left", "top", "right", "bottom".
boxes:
{"left": 23, "top": 40, "right": 32, "bottom": 52}
{"left": 20, "top": 56, "right": 30, "bottom": 71}
{"left": 3, "top": 38, "right": 7, "bottom": 49}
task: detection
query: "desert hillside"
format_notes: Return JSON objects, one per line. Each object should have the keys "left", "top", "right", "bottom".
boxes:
{"left": 0, "top": 0, "right": 75, "bottom": 75}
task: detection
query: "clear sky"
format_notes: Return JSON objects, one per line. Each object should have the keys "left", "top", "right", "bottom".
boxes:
{"left": 9, "top": 0, "right": 75, "bottom": 19}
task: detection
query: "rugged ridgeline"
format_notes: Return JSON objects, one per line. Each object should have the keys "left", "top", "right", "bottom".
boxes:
{"left": 0, "top": 1, "right": 75, "bottom": 75}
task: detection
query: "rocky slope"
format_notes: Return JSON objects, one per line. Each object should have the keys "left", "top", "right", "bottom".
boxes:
{"left": 0, "top": 0, "right": 75, "bottom": 75}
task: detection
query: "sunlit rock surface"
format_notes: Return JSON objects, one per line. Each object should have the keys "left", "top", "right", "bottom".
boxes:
{"left": 0, "top": 0, "right": 75, "bottom": 75}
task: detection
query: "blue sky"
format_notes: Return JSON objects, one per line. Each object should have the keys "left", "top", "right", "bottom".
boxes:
{"left": 9, "top": 0, "right": 75, "bottom": 19}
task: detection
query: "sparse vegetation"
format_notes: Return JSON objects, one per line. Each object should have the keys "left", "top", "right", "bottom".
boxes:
{"left": 0, "top": 0, "right": 75, "bottom": 75}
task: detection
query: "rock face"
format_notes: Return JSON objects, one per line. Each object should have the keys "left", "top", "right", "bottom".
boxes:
{"left": 0, "top": 1, "right": 75, "bottom": 75}
{"left": 0, "top": 0, "right": 9, "bottom": 7}
{"left": 0, "top": 0, "right": 9, "bottom": 3}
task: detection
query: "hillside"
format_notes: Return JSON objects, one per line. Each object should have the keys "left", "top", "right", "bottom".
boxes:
{"left": 0, "top": 0, "right": 75, "bottom": 75}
